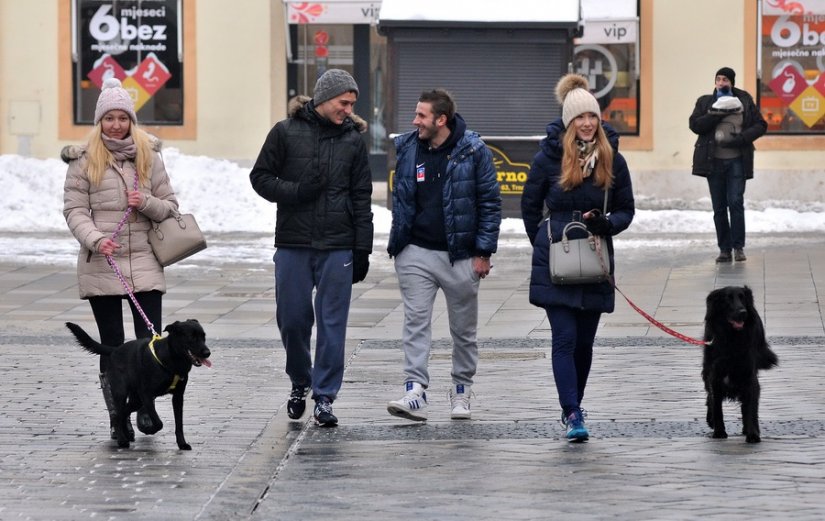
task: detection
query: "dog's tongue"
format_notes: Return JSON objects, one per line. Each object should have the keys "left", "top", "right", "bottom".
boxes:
{"left": 730, "top": 320, "right": 745, "bottom": 330}
{"left": 201, "top": 358, "right": 212, "bottom": 368}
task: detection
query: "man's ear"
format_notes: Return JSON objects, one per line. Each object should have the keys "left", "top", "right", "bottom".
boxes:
{"left": 436, "top": 113, "right": 448, "bottom": 128}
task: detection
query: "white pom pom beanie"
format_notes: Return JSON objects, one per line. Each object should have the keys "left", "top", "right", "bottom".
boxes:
{"left": 94, "top": 78, "right": 137, "bottom": 125}
{"left": 555, "top": 74, "right": 601, "bottom": 128}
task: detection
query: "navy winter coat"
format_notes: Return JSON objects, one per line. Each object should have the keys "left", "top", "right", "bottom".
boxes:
{"left": 521, "top": 118, "right": 635, "bottom": 312}
{"left": 388, "top": 128, "right": 501, "bottom": 262}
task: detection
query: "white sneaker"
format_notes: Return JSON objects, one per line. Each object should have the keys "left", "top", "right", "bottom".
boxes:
{"left": 387, "top": 382, "right": 428, "bottom": 421}
{"left": 449, "top": 384, "right": 472, "bottom": 420}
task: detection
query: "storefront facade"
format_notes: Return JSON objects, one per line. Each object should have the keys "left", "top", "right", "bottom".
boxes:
{"left": 1, "top": 0, "right": 824, "bottom": 203}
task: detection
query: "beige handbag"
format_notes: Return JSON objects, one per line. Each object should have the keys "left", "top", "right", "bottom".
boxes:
{"left": 548, "top": 190, "right": 610, "bottom": 285}
{"left": 549, "top": 221, "right": 609, "bottom": 284}
{"left": 148, "top": 212, "right": 207, "bottom": 266}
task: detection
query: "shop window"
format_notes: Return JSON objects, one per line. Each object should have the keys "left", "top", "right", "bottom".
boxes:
{"left": 576, "top": 0, "right": 640, "bottom": 135}
{"left": 71, "top": 0, "right": 184, "bottom": 126}
{"left": 759, "top": 0, "right": 825, "bottom": 134}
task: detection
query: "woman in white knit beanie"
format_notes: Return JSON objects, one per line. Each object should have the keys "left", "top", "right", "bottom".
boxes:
{"left": 61, "top": 77, "right": 180, "bottom": 442}
{"left": 521, "top": 73, "right": 636, "bottom": 443}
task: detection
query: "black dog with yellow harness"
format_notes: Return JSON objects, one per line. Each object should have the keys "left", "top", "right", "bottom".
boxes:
{"left": 66, "top": 319, "right": 211, "bottom": 450}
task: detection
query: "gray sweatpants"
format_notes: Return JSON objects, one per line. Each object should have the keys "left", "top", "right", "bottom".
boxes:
{"left": 394, "top": 244, "right": 481, "bottom": 388}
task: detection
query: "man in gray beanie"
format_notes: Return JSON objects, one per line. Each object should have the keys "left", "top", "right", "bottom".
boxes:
{"left": 313, "top": 68, "right": 359, "bottom": 106}
{"left": 689, "top": 67, "right": 766, "bottom": 263}
{"left": 249, "top": 69, "right": 373, "bottom": 427}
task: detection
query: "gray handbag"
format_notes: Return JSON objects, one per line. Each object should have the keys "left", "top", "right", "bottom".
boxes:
{"left": 148, "top": 211, "right": 207, "bottom": 266}
{"left": 548, "top": 190, "right": 610, "bottom": 285}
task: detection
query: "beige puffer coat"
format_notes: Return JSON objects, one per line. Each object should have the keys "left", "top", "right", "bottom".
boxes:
{"left": 62, "top": 139, "right": 179, "bottom": 299}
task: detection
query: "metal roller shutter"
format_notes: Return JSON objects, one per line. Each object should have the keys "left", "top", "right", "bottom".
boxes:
{"left": 391, "top": 28, "right": 569, "bottom": 137}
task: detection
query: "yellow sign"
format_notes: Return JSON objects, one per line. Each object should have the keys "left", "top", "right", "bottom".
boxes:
{"left": 488, "top": 145, "right": 530, "bottom": 195}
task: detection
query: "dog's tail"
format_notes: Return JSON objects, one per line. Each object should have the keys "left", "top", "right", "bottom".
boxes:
{"left": 65, "top": 322, "right": 114, "bottom": 357}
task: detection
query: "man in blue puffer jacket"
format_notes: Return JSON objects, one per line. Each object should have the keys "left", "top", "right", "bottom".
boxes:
{"left": 387, "top": 89, "right": 501, "bottom": 422}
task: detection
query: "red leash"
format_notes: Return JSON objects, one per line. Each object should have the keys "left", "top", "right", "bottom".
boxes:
{"left": 612, "top": 283, "right": 707, "bottom": 346}
{"left": 594, "top": 238, "right": 707, "bottom": 346}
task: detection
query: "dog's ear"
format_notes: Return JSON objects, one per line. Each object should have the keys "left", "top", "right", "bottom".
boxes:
{"left": 742, "top": 286, "right": 755, "bottom": 307}
{"left": 163, "top": 321, "right": 181, "bottom": 334}
{"left": 705, "top": 288, "right": 724, "bottom": 316}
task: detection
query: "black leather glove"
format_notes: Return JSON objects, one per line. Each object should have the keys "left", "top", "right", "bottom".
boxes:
{"left": 352, "top": 250, "right": 370, "bottom": 284}
{"left": 296, "top": 173, "right": 326, "bottom": 202}
{"left": 584, "top": 212, "right": 612, "bottom": 236}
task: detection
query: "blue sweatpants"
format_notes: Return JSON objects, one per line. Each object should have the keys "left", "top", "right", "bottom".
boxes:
{"left": 274, "top": 248, "right": 353, "bottom": 402}
{"left": 545, "top": 305, "right": 601, "bottom": 416}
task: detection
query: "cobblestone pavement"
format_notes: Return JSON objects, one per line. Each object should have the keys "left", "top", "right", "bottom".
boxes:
{"left": 2, "top": 231, "right": 825, "bottom": 520}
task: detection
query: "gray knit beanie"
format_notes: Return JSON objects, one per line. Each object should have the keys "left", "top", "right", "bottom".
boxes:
{"left": 313, "top": 69, "right": 359, "bottom": 105}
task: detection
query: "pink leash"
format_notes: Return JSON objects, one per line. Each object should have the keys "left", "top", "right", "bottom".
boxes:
{"left": 105, "top": 170, "right": 159, "bottom": 338}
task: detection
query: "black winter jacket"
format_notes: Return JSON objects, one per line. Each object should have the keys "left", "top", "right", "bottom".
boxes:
{"left": 689, "top": 87, "right": 767, "bottom": 179}
{"left": 250, "top": 99, "right": 373, "bottom": 252}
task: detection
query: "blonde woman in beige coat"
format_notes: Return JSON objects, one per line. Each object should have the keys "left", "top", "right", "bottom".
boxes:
{"left": 62, "top": 78, "right": 179, "bottom": 440}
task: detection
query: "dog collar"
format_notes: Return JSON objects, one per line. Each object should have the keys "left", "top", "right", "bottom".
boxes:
{"left": 148, "top": 335, "right": 182, "bottom": 391}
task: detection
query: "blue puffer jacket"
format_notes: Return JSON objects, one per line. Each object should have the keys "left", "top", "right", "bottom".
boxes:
{"left": 521, "top": 118, "right": 635, "bottom": 312}
{"left": 388, "top": 127, "right": 501, "bottom": 262}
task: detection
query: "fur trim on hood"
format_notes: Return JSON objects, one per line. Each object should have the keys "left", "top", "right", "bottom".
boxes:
{"left": 60, "top": 134, "right": 162, "bottom": 163}
{"left": 288, "top": 95, "right": 368, "bottom": 133}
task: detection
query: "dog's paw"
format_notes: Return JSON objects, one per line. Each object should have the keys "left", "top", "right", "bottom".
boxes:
{"left": 177, "top": 441, "right": 192, "bottom": 450}
{"left": 117, "top": 439, "right": 131, "bottom": 448}
{"left": 137, "top": 412, "right": 162, "bottom": 435}
{"left": 745, "top": 433, "right": 761, "bottom": 443}
{"left": 712, "top": 430, "right": 728, "bottom": 439}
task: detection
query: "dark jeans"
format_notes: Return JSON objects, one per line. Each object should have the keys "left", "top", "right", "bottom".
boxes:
{"left": 707, "top": 157, "right": 746, "bottom": 252}
{"left": 545, "top": 305, "right": 601, "bottom": 416}
{"left": 88, "top": 290, "right": 163, "bottom": 372}
{"left": 274, "top": 248, "right": 353, "bottom": 402}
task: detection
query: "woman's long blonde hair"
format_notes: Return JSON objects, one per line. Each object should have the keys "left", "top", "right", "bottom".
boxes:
{"left": 558, "top": 122, "right": 614, "bottom": 191}
{"left": 84, "top": 123, "right": 154, "bottom": 187}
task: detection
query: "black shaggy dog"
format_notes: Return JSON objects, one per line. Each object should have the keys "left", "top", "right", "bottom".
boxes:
{"left": 702, "top": 286, "right": 778, "bottom": 443}
{"left": 66, "top": 320, "right": 211, "bottom": 450}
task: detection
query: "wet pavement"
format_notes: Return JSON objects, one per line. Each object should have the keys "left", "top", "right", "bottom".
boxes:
{"left": 2, "top": 229, "right": 825, "bottom": 520}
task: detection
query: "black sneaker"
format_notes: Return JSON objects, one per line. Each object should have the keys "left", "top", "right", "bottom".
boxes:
{"left": 287, "top": 384, "right": 310, "bottom": 419}
{"left": 734, "top": 249, "right": 747, "bottom": 262}
{"left": 314, "top": 397, "right": 338, "bottom": 427}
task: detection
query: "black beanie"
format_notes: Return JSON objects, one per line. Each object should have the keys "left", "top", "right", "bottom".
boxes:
{"left": 715, "top": 67, "right": 736, "bottom": 86}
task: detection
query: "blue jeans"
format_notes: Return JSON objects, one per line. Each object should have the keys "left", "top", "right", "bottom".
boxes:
{"left": 707, "top": 158, "right": 746, "bottom": 252}
{"left": 546, "top": 306, "right": 601, "bottom": 416}
{"left": 274, "top": 248, "right": 353, "bottom": 402}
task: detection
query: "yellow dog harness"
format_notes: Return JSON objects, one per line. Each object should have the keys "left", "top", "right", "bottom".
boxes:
{"left": 148, "top": 335, "right": 182, "bottom": 391}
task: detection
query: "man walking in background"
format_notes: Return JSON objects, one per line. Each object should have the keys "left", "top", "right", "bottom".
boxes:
{"left": 690, "top": 66, "right": 767, "bottom": 263}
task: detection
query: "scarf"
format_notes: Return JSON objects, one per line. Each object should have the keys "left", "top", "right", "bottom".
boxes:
{"left": 576, "top": 139, "right": 598, "bottom": 178}
{"left": 102, "top": 134, "right": 137, "bottom": 161}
